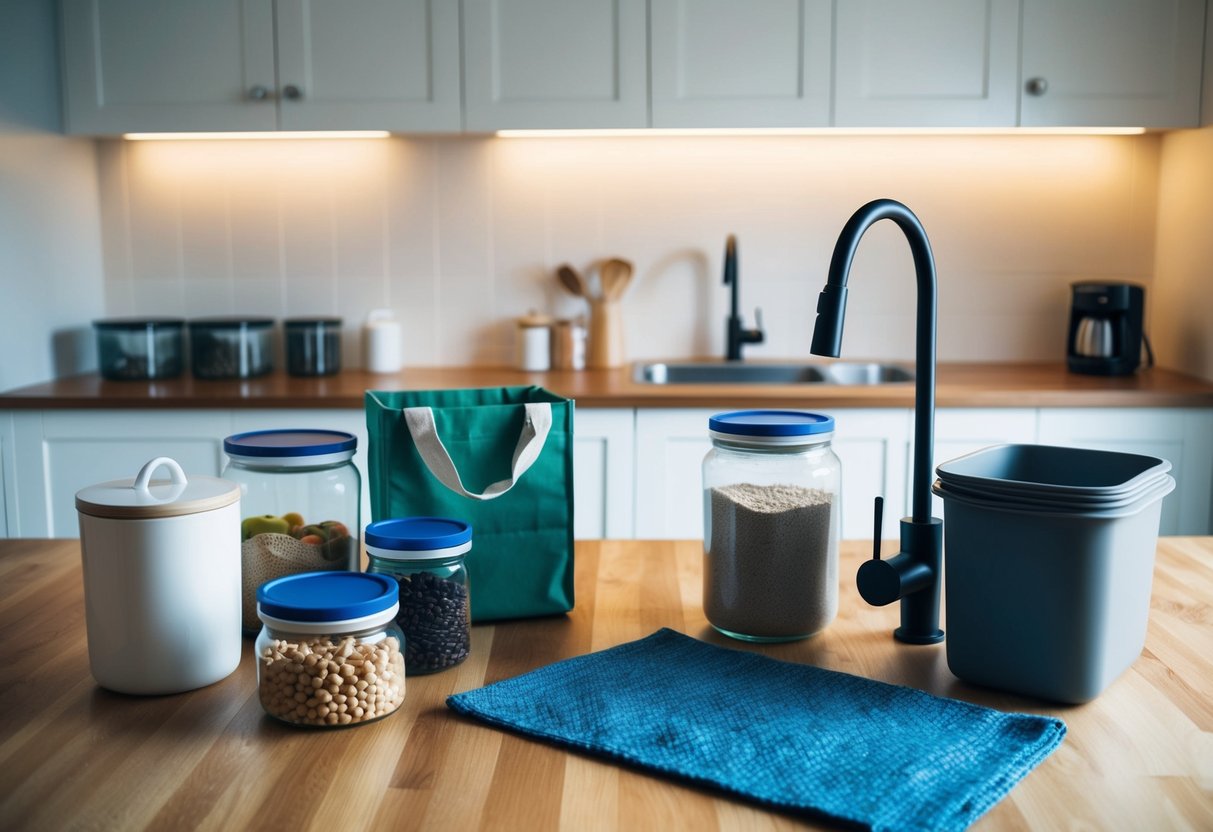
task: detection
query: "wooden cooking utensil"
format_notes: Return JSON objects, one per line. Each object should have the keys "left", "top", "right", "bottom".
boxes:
{"left": 599, "top": 258, "right": 633, "bottom": 302}
{"left": 587, "top": 258, "right": 633, "bottom": 368}
{"left": 556, "top": 264, "right": 588, "bottom": 298}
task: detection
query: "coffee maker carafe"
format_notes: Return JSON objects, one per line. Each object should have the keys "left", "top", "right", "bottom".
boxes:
{"left": 1066, "top": 282, "right": 1147, "bottom": 376}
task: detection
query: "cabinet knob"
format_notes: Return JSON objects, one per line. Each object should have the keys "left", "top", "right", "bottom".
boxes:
{"left": 1025, "top": 77, "right": 1049, "bottom": 97}
{"left": 282, "top": 84, "right": 304, "bottom": 101}
{"left": 247, "top": 85, "right": 271, "bottom": 101}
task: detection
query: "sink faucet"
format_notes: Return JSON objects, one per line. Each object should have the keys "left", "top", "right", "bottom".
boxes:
{"left": 809, "top": 199, "right": 944, "bottom": 645}
{"left": 723, "top": 234, "right": 765, "bottom": 361}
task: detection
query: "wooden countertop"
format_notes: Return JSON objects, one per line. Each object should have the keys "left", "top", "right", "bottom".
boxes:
{"left": 1, "top": 537, "right": 1210, "bottom": 830}
{"left": 2, "top": 362, "right": 1212, "bottom": 409}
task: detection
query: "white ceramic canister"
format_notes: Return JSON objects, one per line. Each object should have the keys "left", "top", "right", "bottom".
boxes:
{"left": 364, "top": 308, "right": 403, "bottom": 373}
{"left": 516, "top": 310, "right": 553, "bottom": 371}
{"left": 75, "top": 457, "right": 242, "bottom": 695}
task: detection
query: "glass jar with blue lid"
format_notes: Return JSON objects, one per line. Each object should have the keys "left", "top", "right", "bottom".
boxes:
{"left": 365, "top": 517, "right": 472, "bottom": 675}
{"left": 255, "top": 571, "right": 405, "bottom": 727}
{"left": 702, "top": 410, "right": 841, "bottom": 642}
{"left": 223, "top": 429, "right": 361, "bottom": 634}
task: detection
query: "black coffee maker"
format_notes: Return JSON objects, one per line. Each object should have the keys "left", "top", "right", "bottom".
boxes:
{"left": 1066, "top": 281, "right": 1149, "bottom": 376}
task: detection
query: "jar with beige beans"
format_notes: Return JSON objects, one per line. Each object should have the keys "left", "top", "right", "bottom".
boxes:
{"left": 255, "top": 571, "right": 405, "bottom": 728}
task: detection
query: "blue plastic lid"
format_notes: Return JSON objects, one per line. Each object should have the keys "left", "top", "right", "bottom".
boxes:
{"left": 366, "top": 517, "right": 472, "bottom": 551}
{"left": 257, "top": 571, "right": 398, "bottom": 622}
{"left": 224, "top": 429, "right": 356, "bottom": 457}
{"left": 708, "top": 410, "right": 834, "bottom": 437}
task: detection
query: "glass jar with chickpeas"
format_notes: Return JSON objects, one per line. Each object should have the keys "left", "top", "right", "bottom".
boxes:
{"left": 254, "top": 571, "right": 406, "bottom": 728}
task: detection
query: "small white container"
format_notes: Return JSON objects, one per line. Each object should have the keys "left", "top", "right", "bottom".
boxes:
{"left": 364, "top": 309, "right": 403, "bottom": 373}
{"left": 75, "top": 457, "right": 242, "bottom": 695}
{"left": 516, "top": 311, "right": 553, "bottom": 371}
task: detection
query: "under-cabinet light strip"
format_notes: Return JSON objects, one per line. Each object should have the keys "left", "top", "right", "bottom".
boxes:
{"left": 123, "top": 131, "right": 391, "bottom": 141}
{"left": 495, "top": 126, "right": 1148, "bottom": 138}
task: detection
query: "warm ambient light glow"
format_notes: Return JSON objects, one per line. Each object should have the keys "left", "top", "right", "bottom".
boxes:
{"left": 123, "top": 131, "right": 392, "bottom": 141}
{"left": 496, "top": 126, "right": 1149, "bottom": 138}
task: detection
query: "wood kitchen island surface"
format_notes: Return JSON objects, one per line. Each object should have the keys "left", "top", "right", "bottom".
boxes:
{"left": 1, "top": 538, "right": 1211, "bottom": 831}
{"left": 3, "top": 362, "right": 1213, "bottom": 409}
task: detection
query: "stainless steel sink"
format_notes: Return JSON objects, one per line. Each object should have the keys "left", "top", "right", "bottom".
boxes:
{"left": 632, "top": 361, "right": 913, "bottom": 385}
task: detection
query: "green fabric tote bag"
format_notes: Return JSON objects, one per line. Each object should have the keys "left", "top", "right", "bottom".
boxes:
{"left": 366, "top": 387, "right": 574, "bottom": 622}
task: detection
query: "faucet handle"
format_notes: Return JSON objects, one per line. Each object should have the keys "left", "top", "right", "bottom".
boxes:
{"left": 743, "top": 307, "right": 766, "bottom": 345}
{"left": 871, "top": 495, "right": 884, "bottom": 559}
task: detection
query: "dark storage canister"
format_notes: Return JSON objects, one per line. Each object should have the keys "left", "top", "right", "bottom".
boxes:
{"left": 189, "top": 316, "right": 274, "bottom": 379}
{"left": 365, "top": 517, "right": 472, "bottom": 675}
{"left": 285, "top": 317, "right": 342, "bottom": 377}
{"left": 94, "top": 318, "right": 185, "bottom": 380}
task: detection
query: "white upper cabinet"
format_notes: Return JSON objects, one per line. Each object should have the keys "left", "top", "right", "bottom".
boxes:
{"left": 462, "top": 0, "right": 648, "bottom": 130}
{"left": 61, "top": 0, "right": 278, "bottom": 133}
{"left": 274, "top": 0, "right": 461, "bottom": 132}
{"left": 649, "top": 0, "right": 832, "bottom": 128}
{"left": 61, "top": 0, "right": 461, "bottom": 134}
{"left": 1020, "top": 0, "right": 1206, "bottom": 128}
{"left": 834, "top": 0, "right": 1021, "bottom": 127}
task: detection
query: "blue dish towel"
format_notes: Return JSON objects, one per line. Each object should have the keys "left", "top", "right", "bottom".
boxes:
{"left": 447, "top": 628, "right": 1065, "bottom": 832}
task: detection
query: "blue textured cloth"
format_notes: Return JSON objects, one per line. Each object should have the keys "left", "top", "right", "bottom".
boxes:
{"left": 447, "top": 628, "right": 1065, "bottom": 831}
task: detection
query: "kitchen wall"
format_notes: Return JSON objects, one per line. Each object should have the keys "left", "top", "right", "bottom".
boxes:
{"left": 1154, "top": 126, "right": 1213, "bottom": 382}
{"left": 95, "top": 133, "right": 1162, "bottom": 369}
{"left": 0, "top": 0, "right": 105, "bottom": 392}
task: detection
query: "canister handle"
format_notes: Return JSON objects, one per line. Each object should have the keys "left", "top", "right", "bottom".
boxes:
{"left": 133, "top": 457, "right": 188, "bottom": 497}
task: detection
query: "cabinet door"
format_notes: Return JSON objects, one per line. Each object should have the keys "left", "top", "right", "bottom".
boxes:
{"left": 924, "top": 408, "right": 1037, "bottom": 518}
{"left": 463, "top": 0, "right": 648, "bottom": 130}
{"left": 835, "top": 0, "right": 1020, "bottom": 127}
{"left": 9, "top": 411, "right": 231, "bottom": 537}
{"left": 61, "top": 0, "right": 277, "bottom": 134}
{"left": 1037, "top": 408, "right": 1213, "bottom": 535}
{"left": 573, "top": 409, "right": 635, "bottom": 539}
{"left": 275, "top": 0, "right": 461, "bottom": 132}
{"left": 635, "top": 408, "right": 909, "bottom": 541}
{"left": 1020, "top": 0, "right": 1206, "bottom": 128}
{"left": 650, "top": 0, "right": 831, "bottom": 128}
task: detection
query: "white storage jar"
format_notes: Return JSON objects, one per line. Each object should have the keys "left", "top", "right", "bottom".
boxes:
{"left": 75, "top": 457, "right": 242, "bottom": 695}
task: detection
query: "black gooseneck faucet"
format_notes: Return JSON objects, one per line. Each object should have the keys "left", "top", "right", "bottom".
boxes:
{"left": 723, "top": 234, "right": 765, "bottom": 361}
{"left": 810, "top": 199, "right": 944, "bottom": 645}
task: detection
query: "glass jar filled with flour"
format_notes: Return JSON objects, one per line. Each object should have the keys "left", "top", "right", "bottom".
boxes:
{"left": 702, "top": 411, "right": 841, "bottom": 642}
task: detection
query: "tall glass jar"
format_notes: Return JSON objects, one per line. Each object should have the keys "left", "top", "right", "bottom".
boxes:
{"left": 255, "top": 571, "right": 405, "bottom": 728}
{"left": 223, "top": 429, "right": 361, "bottom": 635}
{"left": 702, "top": 410, "right": 841, "bottom": 642}
{"left": 365, "top": 517, "right": 472, "bottom": 676}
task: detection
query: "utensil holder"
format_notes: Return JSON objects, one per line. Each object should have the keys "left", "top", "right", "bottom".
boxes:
{"left": 588, "top": 299, "right": 624, "bottom": 369}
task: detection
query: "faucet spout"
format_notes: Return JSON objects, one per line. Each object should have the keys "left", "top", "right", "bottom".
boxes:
{"left": 723, "top": 234, "right": 765, "bottom": 361}
{"left": 810, "top": 199, "right": 944, "bottom": 645}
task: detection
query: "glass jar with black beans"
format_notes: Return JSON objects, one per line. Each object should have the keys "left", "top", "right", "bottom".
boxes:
{"left": 365, "top": 517, "right": 472, "bottom": 675}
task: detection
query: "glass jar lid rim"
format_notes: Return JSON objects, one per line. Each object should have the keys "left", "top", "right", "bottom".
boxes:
{"left": 93, "top": 317, "right": 185, "bottom": 330}
{"left": 708, "top": 410, "right": 834, "bottom": 437}
{"left": 189, "top": 316, "right": 274, "bottom": 328}
{"left": 366, "top": 517, "right": 472, "bottom": 551}
{"left": 224, "top": 429, "right": 357, "bottom": 457}
{"left": 285, "top": 317, "right": 342, "bottom": 327}
{"left": 257, "top": 571, "right": 398, "bottom": 622}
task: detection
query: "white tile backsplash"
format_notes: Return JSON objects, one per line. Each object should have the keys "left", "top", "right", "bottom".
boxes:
{"left": 96, "top": 133, "right": 1162, "bottom": 367}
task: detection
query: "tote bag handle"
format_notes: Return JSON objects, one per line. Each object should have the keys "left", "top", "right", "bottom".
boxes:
{"left": 402, "top": 402, "right": 553, "bottom": 501}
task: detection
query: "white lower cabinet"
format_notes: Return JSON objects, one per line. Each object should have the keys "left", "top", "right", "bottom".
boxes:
{"left": 4, "top": 409, "right": 367, "bottom": 538}
{"left": 2, "top": 405, "right": 1209, "bottom": 539}
{"left": 922, "top": 408, "right": 1038, "bottom": 519}
{"left": 634, "top": 408, "right": 910, "bottom": 540}
{"left": 572, "top": 409, "right": 635, "bottom": 539}
{"left": 1037, "top": 408, "right": 1213, "bottom": 536}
